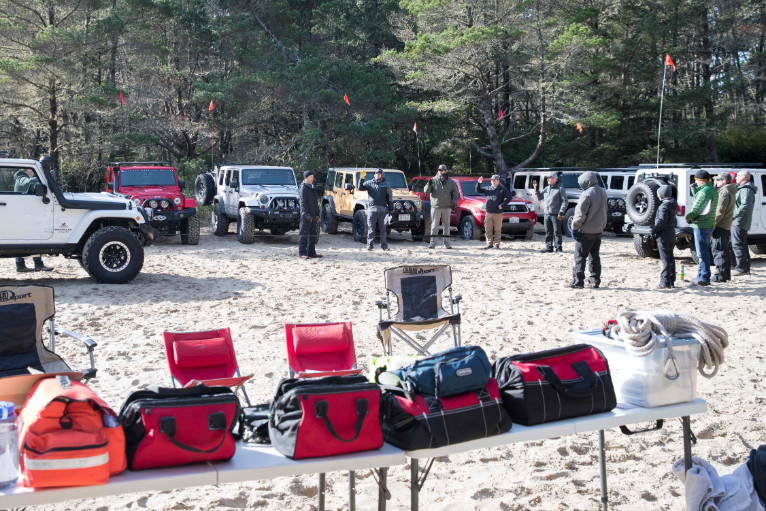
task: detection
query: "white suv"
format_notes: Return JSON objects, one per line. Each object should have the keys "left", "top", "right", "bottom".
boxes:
{"left": 624, "top": 163, "right": 766, "bottom": 262}
{"left": 0, "top": 157, "right": 154, "bottom": 283}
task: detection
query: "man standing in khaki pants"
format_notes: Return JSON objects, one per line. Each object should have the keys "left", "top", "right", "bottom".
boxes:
{"left": 476, "top": 174, "right": 514, "bottom": 249}
{"left": 424, "top": 164, "right": 459, "bottom": 249}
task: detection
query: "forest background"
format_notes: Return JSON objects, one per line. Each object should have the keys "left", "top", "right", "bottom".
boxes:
{"left": 0, "top": 0, "right": 764, "bottom": 191}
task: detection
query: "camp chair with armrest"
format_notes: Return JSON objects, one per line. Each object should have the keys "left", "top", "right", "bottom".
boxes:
{"left": 163, "top": 327, "right": 251, "bottom": 406}
{"left": 0, "top": 285, "right": 97, "bottom": 380}
{"left": 284, "top": 322, "right": 361, "bottom": 378}
{"left": 376, "top": 264, "right": 462, "bottom": 356}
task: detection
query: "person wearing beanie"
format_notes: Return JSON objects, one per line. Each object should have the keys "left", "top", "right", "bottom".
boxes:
{"left": 298, "top": 170, "right": 322, "bottom": 259}
{"left": 569, "top": 171, "right": 607, "bottom": 289}
{"left": 424, "top": 164, "right": 459, "bottom": 249}
{"left": 651, "top": 185, "right": 677, "bottom": 289}
{"left": 732, "top": 170, "right": 756, "bottom": 275}
{"left": 685, "top": 169, "right": 718, "bottom": 286}
{"left": 711, "top": 172, "right": 737, "bottom": 282}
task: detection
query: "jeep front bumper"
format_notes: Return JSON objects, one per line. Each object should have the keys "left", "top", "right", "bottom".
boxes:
{"left": 146, "top": 207, "right": 197, "bottom": 228}
{"left": 388, "top": 210, "right": 424, "bottom": 228}
{"left": 245, "top": 207, "right": 300, "bottom": 226}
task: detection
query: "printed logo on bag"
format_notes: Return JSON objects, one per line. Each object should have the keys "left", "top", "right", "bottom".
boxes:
{"left": 0, "top": 290, "right": 32, "bottom": 303}
{"left": 456, "top": 368, "right": 473, "bottom": 377}
{"left": 403, "top": 267, "right": 435, "bottom": 275}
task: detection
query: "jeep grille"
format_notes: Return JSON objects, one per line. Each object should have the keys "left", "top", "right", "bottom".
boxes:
{"left": 269, "top": 197, "right": 299, "bottom": 210}
{"left": 504, "top": 203, "right": 528, "bottom": 213}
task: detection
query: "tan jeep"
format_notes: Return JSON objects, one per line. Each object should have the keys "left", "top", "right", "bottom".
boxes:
{"left": 321, "top": 167, "right": 429, "bottom": 242}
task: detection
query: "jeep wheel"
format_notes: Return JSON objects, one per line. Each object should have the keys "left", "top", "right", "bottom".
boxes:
{"left": 321, "top": 203, "right": 339, "bottom": 234}
{"left": 352, "top": 210, "right": 367, "bottom": 243}
{"left": 194, "top": 173, "right": 216, "bottom": 206}
{"left": 212, "top": 203, "right": 229, "bottom": 236}
{"left": 633, "top": 234, "right": 660, "bottom": 259}
{"left": 237, "top": 207, "right": 255, "bottom": 244}
{"left": 562, "top": 208, "right": 576, "bottom": 237}
{"left": 82, "top": 226, "right": 144, "bottom": 284}
{"left": 412, "top": 212, "right": 430, "bottom": 242}
{"left": 269, "top": 227, "right": 287, "bottom": 236}
{"left": 626, "top": 181, "right": 660, "bottom": 226}
{"left": 750, "top": 244, "right": 766, "bottom": 255}
{"left": 460, "top": 216, "right": 481, "bottom": 240}
{"left": 180, "top": 215, "right": 200, "bottom": 245}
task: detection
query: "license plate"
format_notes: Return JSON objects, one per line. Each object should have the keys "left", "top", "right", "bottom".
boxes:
{"left": 398, "top": 214, "right": 411, "bottom": 221}
{"left": 508, "top": 217, "right": 519, "bottom": 223}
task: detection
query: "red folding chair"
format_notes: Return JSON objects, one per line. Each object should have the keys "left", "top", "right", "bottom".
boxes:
{"left": 284, "top": 322, "right": 362, "bottom": 378}
{"left": 163, "top": 328, "right": 251, "bottom": 405}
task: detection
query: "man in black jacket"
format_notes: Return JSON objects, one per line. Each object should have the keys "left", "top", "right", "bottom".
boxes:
{"left": 298, "top": 170, "right": 322, "bottom": 259}
{"left": 358, "top": 168, "right": 393, "bottom": 250}
{"left": 476, "top": 175, "right": 514, "bottom": 249}
{"left": 651, "top": 185, "right": 677, "bottom": 289}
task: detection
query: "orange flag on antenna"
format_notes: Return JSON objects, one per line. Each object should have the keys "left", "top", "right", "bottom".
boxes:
{"left": 413, "top": 122, "right": 417, "bottom": 133}
{"left": 119, "top": 91, "right": 125, "bottom": 106}
{"left": 576, "top": 122, "right": 583, "bottom": 133}
{"left": 665, "top": 54, "right": 676, "bottom": 71}
{"left": 343, "top": 93, "right": 350, "bottom": 106}
{"left": 498, "top": 109, "right": 504, "bottom": 121}
{"left": 209, "top": 100, "right": 215, "bottom": 111}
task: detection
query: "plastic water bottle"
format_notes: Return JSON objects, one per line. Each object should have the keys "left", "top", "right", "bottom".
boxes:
{"left": 679, "top": 265, "right": 685, "bottom": 280}
{"left": 0, "top": 402, "right": 18, "bottom": 488}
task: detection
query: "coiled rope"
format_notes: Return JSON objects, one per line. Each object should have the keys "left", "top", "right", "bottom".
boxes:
{"left": 614, "top": 311, "right": 729, "bottom": 379}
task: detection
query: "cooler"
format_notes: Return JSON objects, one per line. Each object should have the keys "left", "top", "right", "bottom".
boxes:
{"left": 570, "top": 330, "right": 701, "bottom": 408}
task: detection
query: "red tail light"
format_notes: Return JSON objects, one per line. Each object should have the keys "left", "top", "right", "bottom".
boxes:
{"left": 676, "top": 205, "right": 685, "bottom": 216}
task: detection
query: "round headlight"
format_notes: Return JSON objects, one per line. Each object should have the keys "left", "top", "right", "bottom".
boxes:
{"left": 404, "top": 202, "right": 413, "bottom": 211}
{"left": 481, "top": 204, "right": 487, "bottom": 212}
{"left": 394, "top": 202, "right": 403, "bottom": 210}
{"left": 413, "top": 199, "right": 421, "bottom": 207}
{"left": 149, "top": 200, "right": 158, "bottom": 209}
{"left": 132, "top": 198, "right": 141, "bottom": 207}
{"left": 259, "top": 195, "right": 269, "bottom": 204}
{"left": 160, "top": 200, "right": 170, "bottom": 209}
{"left": 173, "top": 197, "right": 182, "bottom": 205}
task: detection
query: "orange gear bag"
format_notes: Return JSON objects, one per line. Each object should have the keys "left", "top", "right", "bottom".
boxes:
{"left": 18, "top": 375, "right": 126, "bottom": 488}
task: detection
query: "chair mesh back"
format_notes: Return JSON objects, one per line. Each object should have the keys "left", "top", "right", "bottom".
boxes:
{"left": 401, "top": 276, "right": 438, "bottom": 320}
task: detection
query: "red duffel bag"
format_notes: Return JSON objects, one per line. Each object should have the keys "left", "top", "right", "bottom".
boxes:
{"left": 118, "top": 385, "right": 240, "bottom": 470}
{"left": 269, "top": 374, "right": 383, "bottom": 459}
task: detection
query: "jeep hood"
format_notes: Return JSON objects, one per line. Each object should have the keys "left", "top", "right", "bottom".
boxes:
{"left": 240, "top": 184, "right": 298, "bottom": 196}
{"left": 119, "top": 185, "right": 179, "bottom": 197}
{"left": 64, "top": 192, "right": 131, "bottom": 205}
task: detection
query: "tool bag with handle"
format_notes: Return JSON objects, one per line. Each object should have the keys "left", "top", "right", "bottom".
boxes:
{"left": 118, "top": 384, "right": 240, "bottom": 470}
{"left": 388, "top": 345, "right": 491, "bottom": 397}
{"left": 269, "top": 374, "right": 383, "bottom": 459}
{"left": 18, "top": 375, "right": 126, "bottom": 488}
{"left": 491, "top": 344, "right": 616, "bottom": 425}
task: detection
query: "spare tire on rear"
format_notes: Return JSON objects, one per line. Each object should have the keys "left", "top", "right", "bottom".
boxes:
{"left": 626, "top": 180, "right": 661, "bottom": 226}
{"left": 195, "top": 173, "right": 216, "bottom": 206}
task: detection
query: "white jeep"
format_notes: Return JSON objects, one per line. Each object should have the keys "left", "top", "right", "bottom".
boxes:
{"left": 195, "top": 165, "right": 301, "bottom": 243}
{"left": 0, "top": 157, "right": 154, "bottom": 283}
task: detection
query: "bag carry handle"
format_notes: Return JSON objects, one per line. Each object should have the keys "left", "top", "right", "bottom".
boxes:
{"left": 314, "top": 399, "right": 369, "bottom": 443}
{"left": 537, "top": 361, "right": 600, "bottom": 398}
{"left": 619, "top": 420, "right": 664, "bottom": 436}
{"left": 159, "top": 412, "right": 228, "bottom": 453}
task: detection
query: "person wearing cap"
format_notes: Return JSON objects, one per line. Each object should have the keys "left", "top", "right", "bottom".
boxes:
{"left": 685, "top": 169, "right": 718, "bottom": 286}
{"left": 424, "top": 164, "right": 459, "bottom": 249}
{"left": 358, "top": 168, "right": 393, "bottom": 251}
{"left": 475, "top": 175, "right": 514, "bottom": 249}
{"left": 532, "top": 171, "right": 568, "bottom": 252}
{"left": 732, "top": 170, "right": 756, "bottom": 276}
{"left": 711, "top": 172, "right": 737, "bottom": 282}
{"left": 569, "top": 171, "right": 607, "bottom": 288}
{"left": 651, "top": 185, "right": 677, "bottom": 289}
{"left": 298, "top": 170, "right": 322, "bottom": 259}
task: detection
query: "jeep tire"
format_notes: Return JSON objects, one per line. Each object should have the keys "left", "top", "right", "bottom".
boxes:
{"left": 195, "top": 173, "right": 216, "bottom": 206}
{"left": 460, "top": 216, "right": 481, "bottom": 240}
{"left": 212, "top": 203, "right": 229, "bottom": 236}
{"left": 412, "top": 212, "right": 430, "bottom": 242}
{"left": 352, "top": 210, "right": 367, "bottom": 243}
{"left": 237, "top": 207, "right": 255, "bottom": 244}
{"left": 750, "top": 244, "right": 766, "bottom": 255}
{"left": 633, "top": 234, "right": 660, "bottom": 259}
{"left": 562, "top": 207, "right": 576, "bottom": 237}
{"left": 82, "top": 226, "right": 144, "bottom": 284}
{"left": 180, "top": 215, "right": 200, "bottom": 245}
{"left": 321, "top": 203, "right": 339, "bottom": 234}
{"left": 626, "top": 181, "right": 660, "bottom": 226}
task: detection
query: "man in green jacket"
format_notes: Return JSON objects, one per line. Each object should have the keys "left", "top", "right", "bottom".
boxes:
{"left": 732, "top": 170, "right": 757, "bottom": 275}
{"left": 711, "top": 172, "right": 737, "bottom": 282}
{"left": 684, "top": 169, "right": 718, "bottom": 286}
{"left": 424, "top": 164, "right": 459, "bottom": 249}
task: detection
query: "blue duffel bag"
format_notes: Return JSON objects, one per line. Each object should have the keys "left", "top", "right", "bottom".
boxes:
{"left": 390, "top": 346, "right": 491, "bottom": 397}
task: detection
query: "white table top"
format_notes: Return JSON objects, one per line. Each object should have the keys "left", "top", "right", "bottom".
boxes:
{"left": 404, "top": 398, "right": 708, "bottom": 459}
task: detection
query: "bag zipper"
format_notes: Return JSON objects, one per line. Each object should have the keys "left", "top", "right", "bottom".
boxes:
{"left": 24, "top": 441, "right": 109, "bottom": 455}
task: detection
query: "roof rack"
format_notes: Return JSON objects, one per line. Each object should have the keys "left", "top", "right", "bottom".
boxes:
{"left": 109, "top": 161, "right": 171, "bottom": 168}
{"left": 516, "top": 167, "right": 591, "bottom": 171}
{"left": 597, "top": 167, "right": 640, "bottom": 171}
{"left": 637, "top": 163, "right": 763, "bottom": 168}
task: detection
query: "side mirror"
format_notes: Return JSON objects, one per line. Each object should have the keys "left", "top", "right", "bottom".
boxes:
{"left": 344, "top": 183, "right": 354, "bottom": 191}
{"left": 107, "top": 183, "right": 114, "bottom": 191}
{"left": 231, "top": 179, "right": 239, "bottom": 190}
{"left": 179, "top": 180, "right": 185, "bottom": 190}
{"left": 34, "top": 184, "right": 50, "bottom": 204}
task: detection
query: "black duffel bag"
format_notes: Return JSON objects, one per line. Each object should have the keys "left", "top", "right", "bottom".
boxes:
{"left": 491, "top": 344, "right": 616, "bottom": 426}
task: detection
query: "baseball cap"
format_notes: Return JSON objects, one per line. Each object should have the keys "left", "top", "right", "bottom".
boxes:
{"left": 546, "top": 171, "right": 558, "bottom": 179}
{"left": 375, "top": 168, "right": 383, "bottom": 174}
{"left": 490, "top": 174, "right": 501, "bottom": 180}
{"left": 438, "top": 164, "right": 447, "bottom": 171}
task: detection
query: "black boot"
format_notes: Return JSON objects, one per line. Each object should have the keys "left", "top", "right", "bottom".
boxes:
{"left": 33, "top": 257, "right": 53, "bottom": 272}
{"left": 16, "top": 258, "right": 32, "bottom": 273}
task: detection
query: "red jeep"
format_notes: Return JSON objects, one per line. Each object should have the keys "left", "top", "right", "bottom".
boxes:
{"left": 106, "top": 162, "right": 200, "bottom": 245}
{"left": 409, "top": 175, "right": 536, "bottom": 240}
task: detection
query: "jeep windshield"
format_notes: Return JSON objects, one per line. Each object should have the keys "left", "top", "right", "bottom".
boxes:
{"left": 561, "top": 173, "right": 605, "bottom": 189}
{"left": 242, "top": 168, "right": 296, "bottom": 186}
{"left": 459, "top": 180, "right": 486, "bottom": 196}
{"left": 357, "top": 172, "right": 407, "bottom": 189}
{"left": 119, "top": 169, "right": 177, "bottom": 187}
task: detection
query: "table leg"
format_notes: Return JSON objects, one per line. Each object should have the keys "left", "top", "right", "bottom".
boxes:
{"left": 599, "top": 429, "right": 608, "bottom": 511}
{"left": 378, "top": 468, "right": 388, "bottom": 511}
{"left": 318, "top": 473, "right": 325, "bottom": 511}
{"left": 682, "top": 416, "right": 692, "bottom": 472}
{"left": 411, "top": 459, "right": 419, "bottom": 511}
{"left": 349, "top": 470, "right": 355, "bottom": 511}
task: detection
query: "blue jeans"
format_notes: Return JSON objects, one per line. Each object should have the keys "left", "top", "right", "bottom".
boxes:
{"left": 693, "top": 227, "right": 713, "bottom": 283}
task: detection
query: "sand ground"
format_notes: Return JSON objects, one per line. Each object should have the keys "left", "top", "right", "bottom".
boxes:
{"left": 2, "top": 224, "right": 763, "bottom": 511}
